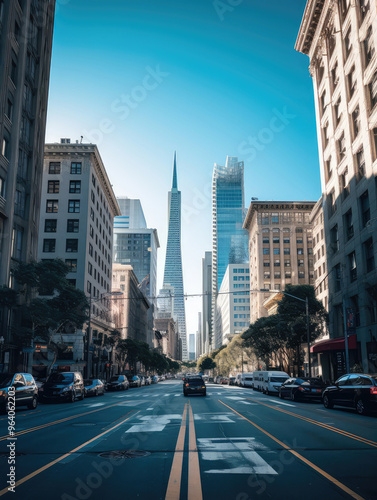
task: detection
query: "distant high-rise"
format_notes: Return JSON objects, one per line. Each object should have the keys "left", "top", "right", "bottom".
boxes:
{"left": 0, "top": 1, "right": 56, "bottom": 371}
{"left": 162, "top": 153, "right": 187, "bottom": 360}
{"left": 116, "top": 198, "right": 147, "bottom": 229}
{"left": 211, "top": 156, "right": 248, "bottom": 349}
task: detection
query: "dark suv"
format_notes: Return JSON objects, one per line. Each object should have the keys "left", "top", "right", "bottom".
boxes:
{"left": 107, "top": 375, "right": 129, "bottom": 391}
{"left": 322, "top": 373, "right": 377, "bottom": 415}
{"left": 39, "top": 372, "right": 85, "bottom": 403}
{"left": 183, "top": 376, "right": 206, "bottom": 397}
{"left": 0, "top": 373, "right": 39, "bottom": 412}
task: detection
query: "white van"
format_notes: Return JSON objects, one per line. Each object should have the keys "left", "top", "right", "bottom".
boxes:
{"left": 260, "top": 371, "right": 290, "bottom": 395}
{"left": 238, "top": 373, "right": 254, "bottom": 388}
{"left": 252, "top": 371, "right": 264, "bottom": 391}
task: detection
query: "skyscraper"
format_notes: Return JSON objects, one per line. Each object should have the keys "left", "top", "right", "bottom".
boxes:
{"left": 162, "top": 153, "right": 187, "bottom": 359}
{"left": 211, "top": 156, "right": 248, "bottom": 349}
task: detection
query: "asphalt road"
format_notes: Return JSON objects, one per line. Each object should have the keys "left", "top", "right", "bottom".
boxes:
{"left": 0, "top": 380, "right": 376, "bottom": 500}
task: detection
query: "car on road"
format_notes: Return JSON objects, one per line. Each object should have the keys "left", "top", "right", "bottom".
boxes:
{"left": 0, "top": 372, "right": 39, "bottom": 412}
{"left": 84, "top": 379, "right": 105, "bottom": 397}
{"left": 322, "top": 373, "right": 377, "bottom": 415}
{"left": 229, "top": 377, "right": 236, "bottom": 385}
{"left": 145, "top": 376, "right": 152, "bottom": 385}
{"left": 183, "top": 376, "right": 206, "bottom": 397}
{"left": 279, "top": 377, "right": 326, "bottom": 401}
{"left": 151, "top": 375, "right": 159, "bottom": 384}
{"left": 39, "top": 372, "right": 85, "bottom": 403}
{"left": 107, "top": 375, "right": 129, "bottom": 391}
{"left": 220, "top": 378, "right": 229, "bottom": 385}
{"left": 128, "top": 375, "right": 141, "bottom": 388}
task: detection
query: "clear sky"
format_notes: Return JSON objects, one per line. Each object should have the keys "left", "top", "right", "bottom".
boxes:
{"left": 45, "top": 0, "right": 320, "bottom": 335}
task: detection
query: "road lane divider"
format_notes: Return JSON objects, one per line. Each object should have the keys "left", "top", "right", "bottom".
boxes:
{"left": 188, "top": 403, "right": 203, "bottom": 500}
{"left": 244, "top": 398, "right": 377, "bottom": 448}
{"left": 165, "top": 403, "right": 188, "bottom": 500}
{"left": 219, "top": 400, "right": 365, "bottom": 500}
{"left": 0, "top": 410, "right": 139, "bottom": 497}
{"left": 0, "top": 401, "right": 137, "bottom": 442}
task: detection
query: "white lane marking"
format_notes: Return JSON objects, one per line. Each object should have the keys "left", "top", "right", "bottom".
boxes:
{"left": 197, "top": 438, "right": 277, "bottom": 475}
{"left": 225, "top": 397, "right": 244, "bottom": 401}
{"left": 126, "top": 414, "right": 182, "bottom": 433}
{"left": 194, "top": 413, "right": 236, "bottom": 423}
{"left": 114, "top": 394, "right": 131, "bottom": 398}
{"left": 174, "top": 394, "right": 181, "bottom": 397}
{"left": 86, "top": 403, "right": 105, "bottom": 408}
{"left": 146, "top": 408, "right": 153, "bottom": 410}
{"left": 267, "top": 399, "right": 295, "bottom": 407}
{"left": 239, "top": 402, "right": 256, "bottom": 405}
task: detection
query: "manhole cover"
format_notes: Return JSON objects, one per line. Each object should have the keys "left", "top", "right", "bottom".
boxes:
{"left": 72, "top": 423, "right": 97, "bottom": 427}
{"left": 98, "top": 450, "right": 150, "bottom": 460}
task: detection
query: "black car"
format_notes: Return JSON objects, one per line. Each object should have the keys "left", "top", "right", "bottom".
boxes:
{"left": 0, "top": 373, "right": 39, "bottom": 412}
{"left": 107, "top": 375, "right": 129, "bottom": 391}
{"left": 183, "top": 376, "right": 206, "bottom": 397}
{"left": 84, "top": 379, "right": 105, "bottom": 397}
{"left": 279, "top": 377, "right": 326, "bottom": 401}
{"left": 127, "top": 375, "right": 141, "bottom": 388}
{"left": 322, "top": 373, "right": 377, "bottom": 415}
{"left": 39, "top": 372, "right": 85, "bottom": 403}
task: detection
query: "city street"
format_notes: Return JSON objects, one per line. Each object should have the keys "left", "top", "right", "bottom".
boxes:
{"left": 0, "top": 380, "right": 376, "bottom": 500}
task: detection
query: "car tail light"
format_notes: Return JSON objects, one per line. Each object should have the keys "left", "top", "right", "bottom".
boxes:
{"left": 370, "top": 387, "right": 377, "bottom": 395}
{"left": 298, "top": 387, "right": 305, "bottom": 392}
{"left": 185, "top": 383, "right": 189, "bottom": 387}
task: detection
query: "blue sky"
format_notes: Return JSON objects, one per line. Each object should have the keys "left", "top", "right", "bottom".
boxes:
{"left": 46, "top": 0, "right": 319, "bottom": 334}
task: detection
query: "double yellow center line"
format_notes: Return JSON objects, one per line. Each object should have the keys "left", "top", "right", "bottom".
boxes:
{"left": 165, "top": 402, "right": 202, "bottom": 500}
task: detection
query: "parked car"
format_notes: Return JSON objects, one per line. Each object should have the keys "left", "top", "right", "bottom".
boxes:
{"left": 151, "top": 376, "right": 158, "bottom": 384}
{"left": 107, "top": 375, "right": 129, "bottom": 391}
{"left": 84, "top": 379, "right": 105, "bottom": 397}
{"left": 145, "top": 376, "right": 152, "bottom": 386}
{"left": 127, "top": 375, "right": 141, "bottom": 388}
{"left": 0, "top": 372, "right": 39, "bottom": 412}
{"left": 229, "top": 377, "right": 236, "bottom": 386}
{"left": 39, "top": 372, "right": 85, "bottom": 403}
{"left": 240, "top": 373, "right": 254, "bottom": 388}
{"left": 139, "top": 376, "right": 146, "bottom": 386}
{"left": 183, "top": 376, "right": 206, "bottom": 397}
{"left": 220, "top": 378, "right": 229, "bottom": 385}
{"left": 279, "top": 378, "right": 326, "bottom": 401}
{"left": 255, "top": 371, "right": 290, "bottom": 395}
{"left": 322, "top": 373, "right": 377, "bottom": 415}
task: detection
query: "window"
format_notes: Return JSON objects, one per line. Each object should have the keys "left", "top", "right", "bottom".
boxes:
{"left": 359, "top": 190, "right": 370, "bottom": 227}
{"left": 47, "top": 180, "right": 59, "bottom": 193}
{"left": 297, "top": 248, "right": 304, "bottom": 255}
{"left": 46, "top": 200, "right": 58, "bottom": 213}
{"left": 66, "top": 239, "right": 78, "bottom": 253}
{"left": 91, "top": 190, "right": 95, "bottom": 203}
{"left": 273, "top": 248, "right": 280, "bottom": 255}
{"left": 339, "top": 0, "right": 350, "bottom": 22}
{"left": 68, "top": 200, "right": 80, "bottom": 213}
{"left": 6, "top": 98, "right": 13, "bottom": 121}
{"left": 65, "top": 259, "right": 77, "bottom": 273}
{"left": 320, "top": 90, "right": 327, "bottom": 116}
{"left": 283, "top": 248, "right": 290, "bottom": 255}
{"left": 363, "top": 26, "right": 375, "bottom": 67}
{"left": 271, "top": 213, "right": 279, "bottom": 224}
{"left": 334, "top": 263, "right": 341, "bottom": 292}
{"left": 89, "top": 243, "right": 93, "bottom": 257}
{"left": 344, "top": 26, "right": 352, "bottom": 61}
{"left": 349, "top": 251, "right": 357, "bottom": 282}
{"left": 14, "top": 189, "right": 25, "bottom": 217}
{"left": 70, "top": 162, "right": 82, "bottom": 174}
{"left": 347, "top": 66, "right": 356, "bottom": 100}
{"left": 44, "top": 219, "right": 57, "bottom": 233}
{"left": 318, "top": 60, "right": 325, "bottom": 83}
{"left": 322, "top": 122, "right": 329, "bottom": 149}
{"left": 360, "top": 0, "right": 370, "bottom": 22}
{"left": 325, "top": 157, "right": 332, "bottom": 183}
{"left": 356, "top": 148, "right": 365, "bottom": 179}
{"left": 67, "top": 219, "right": 79, "bottom": 233}
{"left": 340, "top": 168, "right": 350, "bottom": 199}
{"left": 274, "top": 259, "right": 280, "bottom": 267}
{"left": 69, "top": 181, "right": 81, "bottom": 193}
{"left": 364, "top": 237, "right": 375, "bottom": 273}
{"left": 330, "top": 224, "right": 339, "bottom": 253}
{"left": 298, "top": 259, "right": 304, "bottom": 267}
{"left": 263, "top": 261, "right": 270, "bottom": 267}
{"left": 48, "top": 162, "right": 61, "bottom": 174}
{"left": 352, "top": 106, "right": 360, "bottom": 139}
{"left": 334, "top": 96, "right": 342, "bottom": 127}
{"left": 274, "top": 272, "right": 281, "bottom": 279}
{"left": 327, "top": 190, "right": 336, "bottom": 217}
{"left": 331, "top": 61, "right": 339, "bottom": 90}
{"left": 264, "top": 271, "right": 270, "bottom": 279}
{"left": 285, "top": 271, "right": 291, "bottom": 279}
{"left": 285, "top": 259, "right": 291, "bottom": 267}
{"left": 369, "top": 71, "right": 377, "bottom": 109}
{"left": 263, "top": 236, "right": 269, "bottom": 244}
{"left": 273, "top": 237, "right": 279, "bottom": 244}
{"left": 43, "top": 239, "right": 55, "bottom": 253}
{"left": 298, "top": 271, "right": 305, "bottom": 279}
{"left": 2, "top": 136, "right": 10, "bottom": 160}
{"left": 328, "top": 28, "right": 336, "bottom": 58}
{"left": 263, "top": 248, "right": 270, "bottom": 255}
{"left": 283, "top": 237, "right": 290, "bottom": 244}
{"left": 337, "top": 132, "right": 346, "bottom": 162}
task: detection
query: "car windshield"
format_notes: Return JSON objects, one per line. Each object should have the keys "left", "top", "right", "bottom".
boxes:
{"left": 84, "top": 379, "right": 94, "bottom": 386}
{"left": 302, "top": 378, "right": 325, "bottom": 387}
{"left": 0, "top": 374, "right": 13, "bottom": 387}
{"left": 270, "top": 377, "right": 289, "bottom": 382}
{"left": 48, "top": 373, "right": 74, "bottom": 384}
{"left": 109, "top": 376, "right": 120, "bottom": 382}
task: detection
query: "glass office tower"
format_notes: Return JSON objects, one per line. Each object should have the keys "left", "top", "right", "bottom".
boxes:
{"left": 211, "top": 156, "right": 249, "bottom": 349}
{"left": 162, "top": 153, "right": 187, "bottom": 359}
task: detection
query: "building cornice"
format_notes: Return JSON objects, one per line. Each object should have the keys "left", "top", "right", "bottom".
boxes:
{"left": 243, "top": 201, "right": 317, "bottom": 230}
{"left": 295, "top": 0, "right": 326, "bottom": 55}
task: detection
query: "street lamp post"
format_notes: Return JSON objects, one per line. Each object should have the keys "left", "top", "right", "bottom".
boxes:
{"left": 0, "top": 336, "right": 4, "bottom": 373}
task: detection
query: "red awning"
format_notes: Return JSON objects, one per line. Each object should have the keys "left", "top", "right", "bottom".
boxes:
{"left": 311, "top": 334, "right": 357, "bottom": 353}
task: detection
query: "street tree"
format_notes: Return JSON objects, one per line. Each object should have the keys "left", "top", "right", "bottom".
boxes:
{"left": 197, "top": 356, "right": 216, "bottom": 372}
